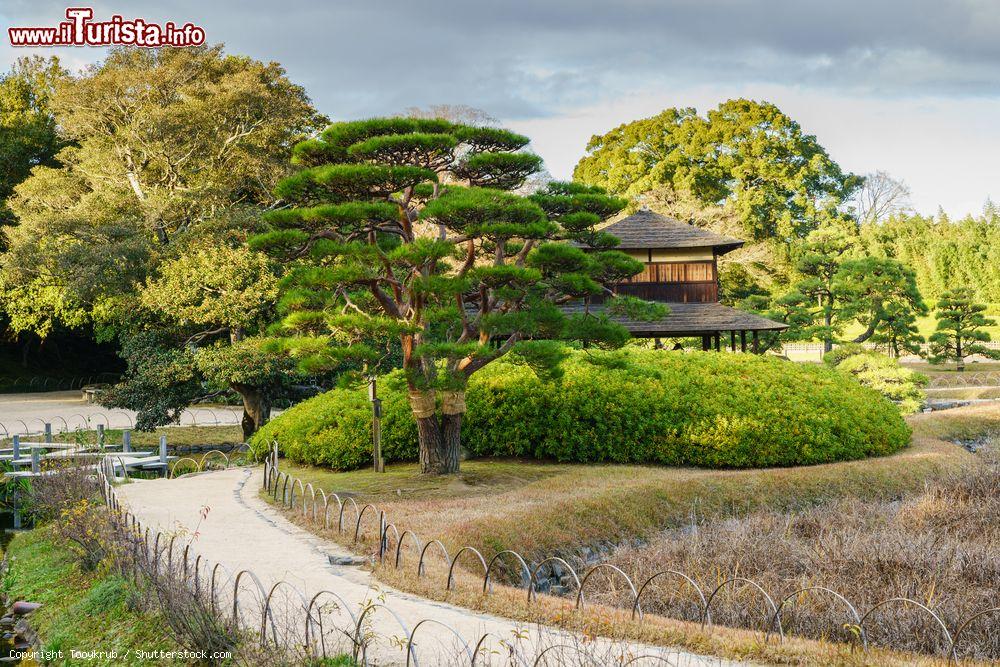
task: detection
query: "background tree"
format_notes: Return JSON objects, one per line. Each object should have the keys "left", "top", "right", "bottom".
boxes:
{"left": 573, "top": 99, "right": 860, "bottom": 242}
{"left": 0, "top": 45, "right": 325, "bottom": 338}
{"left": 862, "top": 207, "right": 1000, "bottom": 304}
{"left": 850, "top": 170, "right": 912, "bottom": 225}
{"left": 928, "top": 287, "right": 1000, "bottom": 371}
{"left": 104, "top": 244, "right": 287, "bottom": 437}
{"left": 0, "top": 56, "right": 66, "bottom": 228}
{"left": 253, "top": 117, "right": 657, "bottom": 474}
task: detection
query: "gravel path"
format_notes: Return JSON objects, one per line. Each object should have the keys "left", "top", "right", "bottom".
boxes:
{"left": 0, "top": 390, "right": 244, "bottom": 434}
{"left": 117, "top": 467, "right": 741, "bottom": 666}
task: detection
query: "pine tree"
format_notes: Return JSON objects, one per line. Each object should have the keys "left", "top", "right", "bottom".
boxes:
{"left": 928, "top": 287, "right": 1000, "bottom": 371}
{"left": 252, "top": 118, "right": 658, "bottom": 474}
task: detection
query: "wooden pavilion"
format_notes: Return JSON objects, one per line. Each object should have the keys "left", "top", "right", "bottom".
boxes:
{"left": 573, "top": 209, "right": 788, "bottom": 351}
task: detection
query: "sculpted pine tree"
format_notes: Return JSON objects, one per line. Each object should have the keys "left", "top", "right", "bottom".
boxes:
{"left": 253, "top": 118, "right": 658, "bottom": 474}
{"left": 928, "top": 287, "right": 1000, "bottom": 371}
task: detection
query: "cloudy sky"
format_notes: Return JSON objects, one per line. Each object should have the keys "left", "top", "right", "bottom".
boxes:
{"left": 3, "top": 0, "right": 1000, "bottom": 217}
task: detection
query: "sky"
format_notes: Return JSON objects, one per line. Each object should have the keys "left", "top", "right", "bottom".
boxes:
{"left": 3, "top": 0, "right": 1000, "bottom": 217}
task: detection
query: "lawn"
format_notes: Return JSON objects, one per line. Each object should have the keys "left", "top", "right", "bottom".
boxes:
{"left": 2, "top": 525, "right": 182, "bottom": 665}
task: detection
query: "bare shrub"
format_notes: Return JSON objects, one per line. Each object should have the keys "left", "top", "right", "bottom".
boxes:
{"left": 26, "top": 457, "right": 103, "bottom": 522}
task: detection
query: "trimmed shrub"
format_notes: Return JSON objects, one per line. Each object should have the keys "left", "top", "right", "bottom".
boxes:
{"left": 251, "top": 349, "right": 911, "bottom": 470}
{"left": 826, "top": 350, "right": 928, "bottom": 414}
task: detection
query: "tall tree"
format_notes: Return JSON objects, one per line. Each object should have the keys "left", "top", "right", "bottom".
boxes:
{"left": 0, "top": 46, "right": 325, "bottom": 337}
{"left": 777, "top": 225, "right": 858, "bottom": 353}
{"left": 574, "top": 99, "right": 861, "bottom": 242}
{"left": 928, "top": 287, "right": 1000, "bottom": 371}
{"left": 253, "top": 118, "right": 657, "bottom": 474}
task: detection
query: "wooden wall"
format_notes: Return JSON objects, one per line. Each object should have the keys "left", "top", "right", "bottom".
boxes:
{"left": 615, "top": 260, "right": 718, "bottom": 303}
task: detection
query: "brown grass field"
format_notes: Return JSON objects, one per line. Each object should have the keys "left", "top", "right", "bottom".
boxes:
{"left": 263, "top": 402, "right": 999, "bottom": 664}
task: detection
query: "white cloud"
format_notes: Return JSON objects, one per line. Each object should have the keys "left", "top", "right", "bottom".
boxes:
{"left": 4, "top": 1, "right": 1000, "bottom": 217}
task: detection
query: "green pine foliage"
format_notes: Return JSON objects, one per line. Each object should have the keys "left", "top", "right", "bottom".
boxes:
{"left": 928, "top": 287, "right": 1000, "bottom": 369}
{"left": 253, "top": 116, "right": 665, "bottom": 472}
{"left": 250, "top": 348, "right": 910, "bottom": 470}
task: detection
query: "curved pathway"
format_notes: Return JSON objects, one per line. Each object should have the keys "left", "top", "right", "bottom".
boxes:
{"left": 118, "top": 467, "right": 740, "bottom": 666}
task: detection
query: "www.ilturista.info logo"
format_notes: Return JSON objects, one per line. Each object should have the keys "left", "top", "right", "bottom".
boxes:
{"left": 8, "top": 7, "right": 205, "bottom": 47}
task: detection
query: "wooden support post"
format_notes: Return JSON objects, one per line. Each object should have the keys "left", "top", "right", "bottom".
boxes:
{"left": 701, "top": 335, "right": 711, "bottom": 351}
{"left": 44, "top": 423, "right": 52, "bottom": 443}
{"left": 31, "top": 449, "right": 40, "bottom": 474}
{"left": 730, "top": 331, "right": 736, "bottom": 352}
{"left": 714, "top": 332, "right": 721, "bottom": 351}
{"left": 369, "top": 377, "right": 384, "bottom": 473}
{"left": 740, "top": 330, "right": 747, "bottom": 353}
{"left": 752, "top": 330, "right": 760, "bottom": 354}
{"left": 159, "top": 435, "right": 167, "bottom": 477}
{"left": 97, "top": 423, "right": 105, "bottom": 447}
{"left": 12, "top": 432, "right": 22, "bottom": 528}
{"left": 123, "top": 430, "right": 132, "bottom": 453}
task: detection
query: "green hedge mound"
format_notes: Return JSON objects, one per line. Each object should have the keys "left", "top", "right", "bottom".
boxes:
{"left": 251, "top": 349, "right": 911, "bottom": 470}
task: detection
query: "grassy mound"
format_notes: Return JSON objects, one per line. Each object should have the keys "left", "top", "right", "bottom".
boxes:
{"left": 251, "top": 349, "right": 911, "bottom": 470}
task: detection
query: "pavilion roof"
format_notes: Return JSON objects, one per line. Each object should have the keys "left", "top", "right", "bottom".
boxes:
{"left": 583, "top": 210, "right": 744, "bottom": 254}
{"left": 562, "top": 301, "right": 788, "bottom": 337}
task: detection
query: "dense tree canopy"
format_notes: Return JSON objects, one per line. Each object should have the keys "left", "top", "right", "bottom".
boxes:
{"left": 0, "top": 46, "right": 326, "bottom": 336}
{"left": 104, "top": 244, "right": 290, "bottom": 437}
{"left": 573, "top": 99, "right": 861, "bottom": 242}
{"left": 862, "top": 208, "right": 1000, "bottom": 304}
{"left": 253, "top": 117, "right": 660, "bottom": 473}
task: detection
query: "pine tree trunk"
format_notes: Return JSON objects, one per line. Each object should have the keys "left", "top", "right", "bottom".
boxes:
{"left": 441, "top": 412, "right": 462, "bottom": 473}
{"left": 957, "top": 336, "right": 965, "bottom": 372}
{"left": 823, "top": 296, "right": 833, "bottom": 354}
{"left": 411, "top": 390, "right": 463, "bottom": 474}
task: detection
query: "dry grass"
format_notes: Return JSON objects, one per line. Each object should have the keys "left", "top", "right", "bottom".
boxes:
{"left": 264, "top": 403, "right": 998, "bottom": 664}
{"left": 598, "top": 442, "right": 999, "bottom": 659}
{"left": 926, "top": 387, "right": 1000, "bottom": 400}
{"left": 375, "top": 562, "right": 958, "bottom": 666}
{"left": 273, "top": 405, "right": 983, "bottom": 561}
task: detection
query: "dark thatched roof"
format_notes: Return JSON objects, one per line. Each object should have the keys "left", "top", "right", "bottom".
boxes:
{"left": 583, "top": 210, "right": 744, "bottom": 254}
{"left": 563, "top": 302, "right": 788, "bottom": 336}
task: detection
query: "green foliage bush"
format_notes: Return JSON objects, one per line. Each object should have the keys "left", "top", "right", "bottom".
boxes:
{"left": 825, "top": 349, "right": 928, "bottom": 414}
{"left": 251, "top": 349, "right": 911, "bottom": 470}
